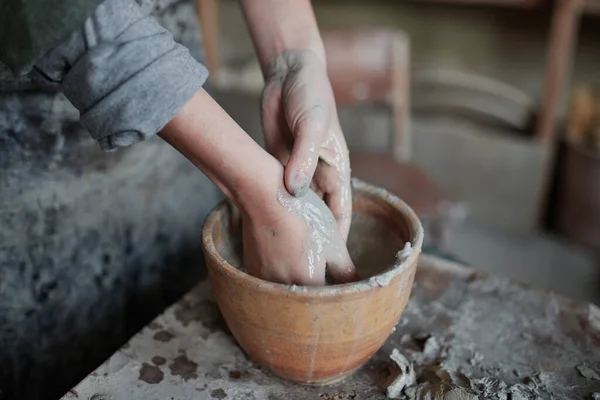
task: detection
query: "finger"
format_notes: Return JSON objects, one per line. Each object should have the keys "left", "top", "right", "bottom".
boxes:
{"left": 327, "top": 181, "right": 352, "bottom": 241}
{"left": 327, "top": 244, "right": 359, "bottom": 284}
{"left": 313, "top": 124, "right": 353, "bottom": 239}
{"left": 315, "top": 163, "right": 352, "bottom": 241}
{"left": 289, "top": 254, "right": 327, "bottom": 286}
{"left": 261, "top": 82, "right": 291, "bottom": 165}
{"left": 285, "top": 104, "right": 328, "bottom": 197}
{"left": 294, "top": 270, "right": 327, "bottom": 287}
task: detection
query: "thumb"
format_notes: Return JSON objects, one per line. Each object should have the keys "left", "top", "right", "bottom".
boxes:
{"left": 327, "top": 244, "right": 359, "bottom": 284}
{"left": 285, "top": 104, "right": 328, "bottom": 197}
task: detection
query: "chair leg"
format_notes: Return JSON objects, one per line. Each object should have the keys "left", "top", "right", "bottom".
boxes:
{"left": 429, "top": 218, "right": 449, "bottom": 251}
{"left": 196, "top": 0, "right": 219, "bottom": 77}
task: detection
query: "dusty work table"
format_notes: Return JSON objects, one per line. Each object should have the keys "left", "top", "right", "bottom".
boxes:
{"left": 61, "top": 255, "right": 600, "bottom": 400}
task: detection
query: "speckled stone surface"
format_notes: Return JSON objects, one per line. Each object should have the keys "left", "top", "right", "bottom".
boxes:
{"left": 61, "top": 255, "right": 600, "bottom": 400}
{"left": 0, "top": 2, "right": 218, "bottom": 399}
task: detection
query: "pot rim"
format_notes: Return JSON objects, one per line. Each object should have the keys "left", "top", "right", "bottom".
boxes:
{"left": 201, "top": 178, "right": 424, "bottom": 297}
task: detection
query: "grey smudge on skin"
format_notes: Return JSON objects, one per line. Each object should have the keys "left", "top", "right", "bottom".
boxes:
{"left": 276, "top": 189, "right": 348, "bottom": 283}
{"left": 151, "top": 355, "right": 166, "bottom": 366}
{"left": 169, "top": 354, "right": 198, "bottom": 381}
{"left": 211, "top": 388, "right": 227, "bottom": 399}
{"left": 153, "top": 330, "right": 174, "bottom": 342}
{"left": 138, "top": 362, "right": 164, "bottom": 384}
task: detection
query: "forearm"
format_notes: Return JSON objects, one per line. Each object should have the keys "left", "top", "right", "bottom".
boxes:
{"left": 239, "top": 0, "right": 325, "bottom": 75}
{"left": 33, "top": 0, "right": 209, "bottom": 152}
{"left": 160, "top": 89, "right": 282, "bottom": 213}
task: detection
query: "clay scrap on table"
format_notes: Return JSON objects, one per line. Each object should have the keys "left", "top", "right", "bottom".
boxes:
{"left": 383, "top": 349, "right": 416, "bottom": 398}
{"left": 381, "top": 336, "right": 577, "bottom": 400}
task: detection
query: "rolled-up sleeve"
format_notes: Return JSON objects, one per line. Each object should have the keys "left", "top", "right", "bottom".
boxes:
{"left": 34, "top": 0, "right": 208, "bottom": 151}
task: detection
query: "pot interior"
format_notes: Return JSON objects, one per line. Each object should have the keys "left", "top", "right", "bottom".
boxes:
{"left": 213, "top": 187, "right": 418, "bottom": 282}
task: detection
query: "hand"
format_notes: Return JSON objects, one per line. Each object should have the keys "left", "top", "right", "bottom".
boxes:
{"left": 261, "top": 49, "right": 352, "bottom": 240}
{"left": 160, "top": 89, "right": 354, "bottom": 286}
{"left": 241, "top": 185, "right": 357, "bottom": 286}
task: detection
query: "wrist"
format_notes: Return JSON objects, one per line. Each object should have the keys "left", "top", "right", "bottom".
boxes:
{"left": 239, "top": 0, "right": 326, "bottom": 75}
{"left": 160, "top": 89, "right": 286, "bottom": 215}
{"left": 264, "top": 48, "right": 326, "bottom": 82}
{"left": 229, "top": 157, "right": 285, "bottom": 220}
{"left": 262, "top": 39, "right": 325, "bottom": 75}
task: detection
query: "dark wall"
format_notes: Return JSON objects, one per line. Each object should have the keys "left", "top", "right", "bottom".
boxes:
{"left": 0, "top": 1, "right": 221, "bottom": 398}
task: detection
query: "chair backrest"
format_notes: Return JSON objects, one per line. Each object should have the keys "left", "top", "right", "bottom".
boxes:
{"left": 322, "top": 29, "right": 411, "bottom": 161}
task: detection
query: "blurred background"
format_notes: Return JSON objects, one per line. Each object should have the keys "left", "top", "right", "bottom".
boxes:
{"left": 2, "top": 0, "right": 600, "bottom": 398}
{"left": 203, "top": 0, "right": 600, "bottom": 305}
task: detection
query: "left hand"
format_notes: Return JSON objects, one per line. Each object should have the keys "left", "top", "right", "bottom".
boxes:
{"left": 260, "top": 49, "right": 352, "bottom": 240}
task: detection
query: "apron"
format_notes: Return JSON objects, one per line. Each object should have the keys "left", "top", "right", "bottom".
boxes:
{"left": 0, "top": 1, "right": 222, "bottom": 398}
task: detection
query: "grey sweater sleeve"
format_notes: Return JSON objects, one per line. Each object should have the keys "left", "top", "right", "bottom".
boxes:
{"left": 34, "top": 0, "right": 208, "bottom": 151}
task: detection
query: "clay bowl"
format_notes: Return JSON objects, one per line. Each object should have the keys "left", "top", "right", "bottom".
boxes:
{"left": 201, "top": 179, "right": 423, "bottom": 385}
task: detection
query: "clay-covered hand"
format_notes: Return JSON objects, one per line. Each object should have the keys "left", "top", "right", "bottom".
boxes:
{"left": 261, "top": 49, "right": 352, "bottom": 240}
{"left": 241, "top": 186, "right": 357, "bottom": 286}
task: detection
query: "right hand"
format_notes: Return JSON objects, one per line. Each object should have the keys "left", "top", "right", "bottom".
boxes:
{"left": 260, "top": 50, "right": 353, "bottom": 241}
{"left": 241, "top": 186, "right": 357, "bottom": 286}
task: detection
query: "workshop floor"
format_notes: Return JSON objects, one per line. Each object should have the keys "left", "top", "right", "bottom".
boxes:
{"left": 448, "top": 223, "right": 600, "bottom": 305}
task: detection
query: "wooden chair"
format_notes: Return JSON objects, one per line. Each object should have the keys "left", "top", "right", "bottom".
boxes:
{"left": 322, "top": 29, "right": 461, "bottom": 249}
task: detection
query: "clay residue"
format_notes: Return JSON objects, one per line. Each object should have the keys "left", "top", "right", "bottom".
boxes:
{"left": 210, "top": 388, "right": 227, "bottom": 399}
{"left": 148, "top": 321, "right": 162, "bottom": 330}
{"left": 174, "top": 300, "right": 200, "bottom": 326}
{"left": 138, "top": 362, "right": 164, "bottom": 384}
{"left": 169, "top": 354, "right": 198, "bottom": 381}
{"left": 228, "top": 370, "right": 242, "bottom": 379}
{"left": 276, "top": 189, "right": 348, "bottom": 283}
{"left": 375, "top": 262, "right": 600, "bottom": 400}
{"left": 152, "top": 356, "right": 166, "bottom": 366}
{"left": 153, "top": 330, "right": 175, "bottom": 342}
{"left": 173, "top": 298, "right": 230, "bottom": 337}
{"left": 319, "top": 390, "right": 357, "bottom": 400}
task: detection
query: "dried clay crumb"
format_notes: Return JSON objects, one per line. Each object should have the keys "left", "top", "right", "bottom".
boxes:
{"left": 384, "top": 349, "right": 416, "bottom": 399}
{"left": 319, "top": 390, "right": 357, "bottom": 400}
{"left": 396, "top": 242, "right": 413, "bottom": 263}
{"left": 443, "top": 387, "right": 477, "bottom": 400}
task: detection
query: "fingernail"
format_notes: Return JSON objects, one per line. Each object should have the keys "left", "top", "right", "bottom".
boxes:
{"left": 291, "top": 171, "right": 310, "bottom": 197}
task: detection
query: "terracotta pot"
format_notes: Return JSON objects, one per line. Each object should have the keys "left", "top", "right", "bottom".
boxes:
{"left": 201, "top": 179, "right": 423, "bottom": 385}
